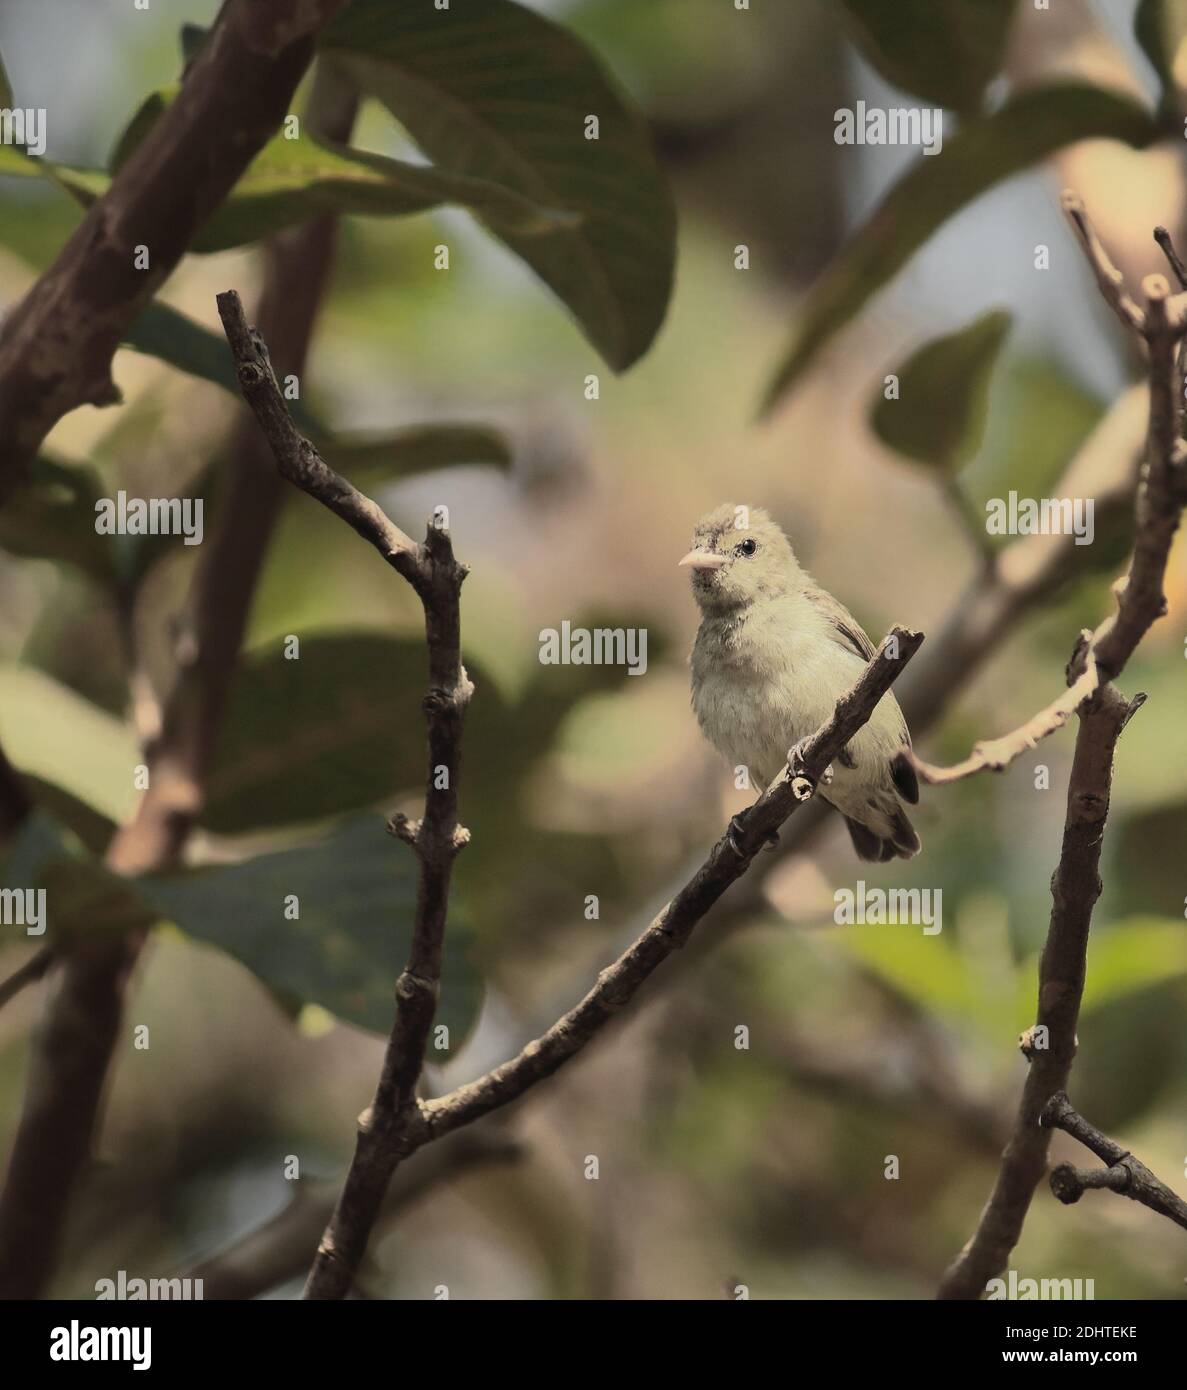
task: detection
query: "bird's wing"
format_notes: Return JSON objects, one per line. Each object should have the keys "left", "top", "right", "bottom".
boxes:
{"left": 803, "top": 586, "right": 878, "bottom": 661}
{"left": 804, "top": 588, "right": 918, "bottom": 802}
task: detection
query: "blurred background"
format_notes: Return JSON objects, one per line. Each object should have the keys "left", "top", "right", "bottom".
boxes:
{"left": 0, "top": 0, "right": 1185, "bottom": 1299}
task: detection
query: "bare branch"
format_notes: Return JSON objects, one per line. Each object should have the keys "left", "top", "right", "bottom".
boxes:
{"left": 423, "top": 634, "right": 924, "bottom": 1167}
{"left": 936, "top": 200, "right": 1187, "bottom": 1299}
{"left": 215, "top": 289, "right": 483, "bottom": 1301}
{"left": 1042, "top": 1092, "right": 1187, "bottom": 1234}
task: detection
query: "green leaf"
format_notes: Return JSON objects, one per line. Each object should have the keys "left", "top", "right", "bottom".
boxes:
{"left": 204, "top": 634, "right": 451, "bottom": 835}
{"left": 1080, "top": 918, "right": 1187, "bottom": 1014}
{"left": 871, "top": 310, "right": 1011, "bottom": 473}
{"left": 0, "top": 667, "right": 138, "bottom": 826}
{"left": 760, "top": 84, "right": 1159, "bottom": 414}
{"left": 0, "top": 455, "right": 117, "bottom": 585}
{"left": 332, "top": 424, "right": 512, "bottom": 484}
{"left": 121, "top": 301, "right": 322, "bottom": 436}
{"left": 0, "top": 49, "right": 12, "bottom": 109}
{"left": 838, "top": 0, "right": 1018, "bottom": 113}
{"left": 109, "top": 87, "right": 177, "bottom": 173}
{"left": 1135, "top": 0, "right": 1187, "bottom": 114}
{"left": 319, "top": 0, "right": 677, "bottom": 369}
{"left": 141, "top": 815, "right": 483, "bottom": 1040}
{"left": 196, "top": 134, "right": 574, "bottom": 253}
{"left": 104, "top": 87, "right": 572, "bottom": 251}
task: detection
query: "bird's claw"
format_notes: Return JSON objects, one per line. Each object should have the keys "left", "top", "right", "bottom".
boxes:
{"left": 786, "top": 741, "right": 831, "bottom": 801}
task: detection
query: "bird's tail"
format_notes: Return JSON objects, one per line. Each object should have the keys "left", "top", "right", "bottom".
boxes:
{"left": 843, "top": 806, "right": 920, "bottom": 862}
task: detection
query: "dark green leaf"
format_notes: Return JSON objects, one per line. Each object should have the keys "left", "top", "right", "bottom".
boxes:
{"left": 871, "top": 310, "right": 1011, "bottom": 473}
{"left": 180, "top": 22, "right": 209, "bottom": 67}
{"left": 332, "top": 424, "right": 512, "bottom": 484}
{"left": 142, "top": 815, "right": 483, "bottom": 1040}
{"left": 0, "top": 48, "right": 12, "bottom": 109}
{"left": 0, "top": 455, "right": 116, "bottom": 585}
{"left": 204, "top": 634, "right": 450, "bottom": 834}
{"left": 121, "top": 301, "right": 321, "bottom": 435}
{"left": 103, "top": 86, "right": 572, "bottom": 250}
{"left": 839, "top": 0, "right": 1018, "bottom": 113}
{"left": 320, "top": 0, "right": 677, "bottom": 369}
{"left": 760, "top": 84, "right": 1159, "bottom": 415}
{"left": 109, "top": 87, "right": 176, "bottom": 173}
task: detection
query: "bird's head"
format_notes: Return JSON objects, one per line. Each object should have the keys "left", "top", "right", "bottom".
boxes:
{"left": 680, "top": 503, "right": 801, "bottom": 614}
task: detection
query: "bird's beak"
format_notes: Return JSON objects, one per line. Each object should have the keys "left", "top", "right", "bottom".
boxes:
{"left": 679, "top": 549, "right": 727, "bottom": 571}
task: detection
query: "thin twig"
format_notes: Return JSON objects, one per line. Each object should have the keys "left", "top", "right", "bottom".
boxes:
{"left": 1042, "top": 1091, "right": 1187, "bottom": 1234}
{"left": 1062, "top": 190, "right": 1145, "bottom": 331}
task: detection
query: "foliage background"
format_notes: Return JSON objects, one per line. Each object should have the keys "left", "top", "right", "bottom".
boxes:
{"left": 0, "top": 0, "right": 1185, "bottom": 1298}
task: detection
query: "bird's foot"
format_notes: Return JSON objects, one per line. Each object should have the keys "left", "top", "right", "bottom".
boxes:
{"left": 726, "top": 813, "right": 779, "bottom": 857}
{"left": 786, "top": 741, "right": 831, "bottom": 801}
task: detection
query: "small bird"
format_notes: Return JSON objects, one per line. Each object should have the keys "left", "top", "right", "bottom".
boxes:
{"left": 683, "top": 503, "right": 920, "bottom": 861}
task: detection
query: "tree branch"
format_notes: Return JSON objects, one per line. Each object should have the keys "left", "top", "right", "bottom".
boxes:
{"left": 935, "top": 201, "right": 1187, "bottom": 1300}
{"left": 1042, "top": 1091, "right": 1187, "bottom": 1234}
{"left": 215, "top": 288, "right": 482, "bottom": 1301}
{"left": 421, "top": 628, "right": 924, "bottom": 1145}
{"left": 0, "top": 0, "right": 347, "bottom": 493}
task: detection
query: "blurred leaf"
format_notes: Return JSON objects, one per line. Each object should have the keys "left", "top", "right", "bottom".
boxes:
{"left": 40, "top": 856, "right": 159, "bottom": 943}
{"left": 320, "top": 0, "right": 677, "bottom": 369}
{"left": 141, "top": 815, "right": 483, "bottom": 1039}
{"left": 121, "top": 301, "right": 322, "bottom": 436}
{"left": 1135, "top": 0, "right": 1187, "bottom": 115}
{"left": 871, "top": 309, "right": 1011, "bottom": 472}
{"left": 205, "top": 634, "right": 454, "bottom": 834}
{"left": 1114, "top": 800, "right": 1187, "bottom": 914}
{"left": 1081, "top": 918, "right": 1187, "bottom": 1013}
{"left": 0, "top": 49, "right": 11, "bottom": 108}
{"left": 0, "top": 454, "right": 116, "bottom": 585}
{"left": 332, "top": 424, "right": 512, "bottom": 484}
{"left": 761, "top": 85, "right": 1159, "bottom": 413}
{"left": 109, "top": 87, "right": 176, "bottom": 173}
{"left": 969, "top": 356, "right": 1103, "bottom": 501}
{"left": 0, "top": 667, "right": 137, "bottom": 825}
{"left": 180, "top": 22, "right": 209, "bottom": 67}
{"left": 839, "top": 0, "right": 1017, "bottom": 113}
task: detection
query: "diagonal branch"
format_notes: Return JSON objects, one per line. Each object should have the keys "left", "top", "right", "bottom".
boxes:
{"left": 1042, "top": 1091, "right": 1187, "bottom": 1234}
{"left": 0, "top": 0, "right": 348, "bottom": 494}
{"left": 422, "top": 628, "right": 925, "bottom": 1145}
{"left": 935, "top": 202, "right": 1187, "bottom": 1300}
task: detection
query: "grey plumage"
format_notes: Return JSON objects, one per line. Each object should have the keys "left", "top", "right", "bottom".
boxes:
{"left": 683, "top": 503, "right": 920, "bottom": 862}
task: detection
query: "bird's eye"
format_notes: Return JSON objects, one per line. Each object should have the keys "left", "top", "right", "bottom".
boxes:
{"left": 735, "top": 538, "right": 758, "bottom": 557}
